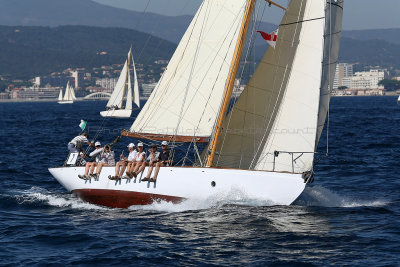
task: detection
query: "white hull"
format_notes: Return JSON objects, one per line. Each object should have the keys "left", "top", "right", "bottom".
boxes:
{"left": 48, "top": 166, "right": 306, "bottom": 208}
{"left": 58, "top": 100, "right": 73, "bottom": 104}
{"left": 100, "top": 109, "right": 132, "bottom": 118}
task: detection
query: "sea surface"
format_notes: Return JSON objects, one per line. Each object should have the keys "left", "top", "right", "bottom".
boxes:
{"left": 0, "top": 97, "right": 399, "bottom": 266}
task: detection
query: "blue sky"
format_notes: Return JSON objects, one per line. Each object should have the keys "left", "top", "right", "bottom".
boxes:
{"left": 93, "top": 0, "right": 400, "bottom": 30}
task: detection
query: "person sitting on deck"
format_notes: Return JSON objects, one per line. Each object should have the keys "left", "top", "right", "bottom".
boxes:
{"left": 110, "top": 143, "right": 137, "bottom": 180}
{"left": 77, "top": 136, "right": 120, "bottom": 180}
{"left": 130, "top": 143, "right": 146, "bottom": 179}
{"left": 78, "top": 141, "right": 103, "bottom": 180}
{"left": 150, "top": 141, "right": 172, "bottom": 182}
{"left": 141, "top": 144, "right": 160, "bottom": 182}
{"left": 94, "top": 145, "right": 115, "bottom": 179}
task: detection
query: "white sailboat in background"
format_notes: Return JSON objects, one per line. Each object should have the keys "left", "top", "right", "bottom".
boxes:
{"left": 397, "top": 95, "right": 400, "bottom": 105}
{"left": 100, "top": 48, "right": 140, "bottom": 118}
{"left": 58, "top": 81, "right": 75, "bottom": 104}
{"left": 50, "top": 0, "right": 344, "bottom": 208}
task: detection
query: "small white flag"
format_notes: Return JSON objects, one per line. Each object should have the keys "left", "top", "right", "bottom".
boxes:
{"left": 79, "top": 120, "right": 87, "bottom": 131}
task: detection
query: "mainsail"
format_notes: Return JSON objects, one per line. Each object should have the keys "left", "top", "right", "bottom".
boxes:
{"left": 105, "top": 49, "right": 139, "bottom": 111}
{"left": 213, "top": 0, "right": 344, "bottom": 173}
{"left": 130, "top": 0, "right": 249, "bottom": 137}
{"left": 107, "top": 59, "right": 128, "bottom": 109}
{"left": 63, "top": 82, "right": 73, "bottom": 101}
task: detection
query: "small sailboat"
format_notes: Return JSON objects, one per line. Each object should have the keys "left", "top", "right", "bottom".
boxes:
{"left": 58, "top": 81, "right": 75, "bottom": 104}
{"left": 50, "top": 0, "right": 344, "bottom": 208}
{"left": 397, "top": 95, "right": 400, "bottom": 105}
{"left": 100, "top": 48, "right": 140, "bottom": 118}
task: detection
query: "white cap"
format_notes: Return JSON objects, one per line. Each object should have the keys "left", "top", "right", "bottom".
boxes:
{"left": 137, "top": 142, "right": 144, "bottom": 147}
{"left": 161, "top": 141, "right": 168, "bottom": 146}
{"left": 127, "top": 143, "right": 135, "bottom": 148}
{"left": 95, "top": 141, "right": 101, "bottom": 146}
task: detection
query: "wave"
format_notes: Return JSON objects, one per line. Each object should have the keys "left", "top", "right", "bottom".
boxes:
{"left": 296, "top": 185, "right": 390, "bottom": 208}
{"left": 13, "top": 187, "right": 108, "bottom": 210}
{"left": 129, "top": 188, "right": 278, "bottom": 213}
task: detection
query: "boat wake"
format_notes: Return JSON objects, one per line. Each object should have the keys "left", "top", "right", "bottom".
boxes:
{"left": 296, "top": 185, "right": 390, "bottom": 208}
{"left": 129, "top": 188, "right": 279, "bottom": 213}
{"left": 13, "top": 187, "right": 108, "bottom": 210}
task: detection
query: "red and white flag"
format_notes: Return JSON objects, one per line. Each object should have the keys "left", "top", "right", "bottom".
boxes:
{"left": 257, "top": 29, "right": 279, "bottom": 48}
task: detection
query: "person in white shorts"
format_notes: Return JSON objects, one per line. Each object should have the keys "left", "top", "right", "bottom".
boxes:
{"left": 130, "top": 143, "right": 146, "bottom": 178}
{"left": 142, "top": 144, "right": 160, "bottom": 182}
{"left": 95, "top": 145, "right": 115, "bottom": 179}
{"left": 110, "top": 143, "right": 137, "bottom": 180}
{"left": 79, "top": 141, "right": 102, "bottom": 180}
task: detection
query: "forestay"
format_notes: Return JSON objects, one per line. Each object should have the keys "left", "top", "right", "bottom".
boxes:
{"left": 130, "top": 0, "right": 248, "bottom": 137}
{"left": 215, "top": 0, "right": 336, "bottom": 173}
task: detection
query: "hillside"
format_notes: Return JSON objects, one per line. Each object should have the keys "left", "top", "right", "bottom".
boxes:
{"left": 0, "top": 0, "right": 276, "bottom": 44}
{"left": 0, "top": 25, "right": 176, "bottom": 78}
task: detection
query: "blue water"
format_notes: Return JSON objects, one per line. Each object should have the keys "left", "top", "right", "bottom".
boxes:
{"left": 0, "top": 97, "right": 399, "bottom": 266}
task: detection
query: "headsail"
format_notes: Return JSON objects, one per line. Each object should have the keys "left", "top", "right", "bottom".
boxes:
{"left": 132, "top": 53, "right": 140, "bottom": 109}
{"left": 214, "top": 0, "right": 343, "bottom": 173}
{"left": 57, "top": 89, "right": 63, "bottom": 101}
{"left": 125, "top": 67, "right": 133, "bottom": 111}
{"left": 107, "top": 59, "right": 128, "bottom": 109}
{"left": 129, "top": 0, "right": 249, "bottom": 138}
{"left": 63, "top": 82, "right": 72, "bottom": 101}
{"left": 315, "top": 0, "right": 344, "bottom": 149}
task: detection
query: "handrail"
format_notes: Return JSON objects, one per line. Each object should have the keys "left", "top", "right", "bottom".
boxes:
{"left": 272, "top": 150, "right": 317, "bottom": 173}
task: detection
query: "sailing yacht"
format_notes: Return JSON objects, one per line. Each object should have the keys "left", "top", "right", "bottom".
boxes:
{"left": 397, "top": 95, "right": 400, "bottom": 105}
{"left": 100, "top": 48, "right": 140, "bottom": 118}
{"left": 58, "top": 81, "right": 76, "bottom": 104}
{"left": 49, "top": 0, "right": 344, "bottom": 208}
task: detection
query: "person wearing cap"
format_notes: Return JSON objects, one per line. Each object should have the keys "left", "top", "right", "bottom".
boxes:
{"left": 129, "top": 142, "right": 146, "bottom": 179}
{"left": 78, "top": 141, "right": 103, "bottom": 180}
{"left": 141, "top": 144, "right": 160, "bottom": 182}
{"left": 110, "top": 142, "right": 137, "bottom": 180}
{"left": 151, "top": 141, "right": 172, "bottom": 182}
{"left": 95, "top": 145, "right": 115, "bottom": 179}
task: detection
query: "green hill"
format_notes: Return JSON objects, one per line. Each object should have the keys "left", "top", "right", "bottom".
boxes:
{"left": 0, "top": 25, "right": 176, "bottom": 79}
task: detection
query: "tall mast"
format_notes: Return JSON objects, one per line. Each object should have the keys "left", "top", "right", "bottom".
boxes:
{"left": 206, "top": 0, "right": 255, "bottom": 167}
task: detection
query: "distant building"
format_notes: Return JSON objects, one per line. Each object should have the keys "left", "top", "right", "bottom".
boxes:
{"left": 350, "top": 69, "right": 386, "bottom": 90}
{"left": 95, "top": 78, "right": 118, "bottom": 90}
{"left": 141, "top": 83, "right": 157, "bottom": 98}
{"left": 70, "top": 71, "right": 84, "bottom": 88}
{"left": 333, "top": 63, "right": 353, "bottom": 89}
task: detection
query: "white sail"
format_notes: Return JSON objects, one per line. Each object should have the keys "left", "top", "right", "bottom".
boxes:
{"left": 107, "top": 60, "right": 128, "bottom": 109}
{"left": 63, "top": 82, "right": 72, "bottom": 101}
{"left": 315, "top": 0, "right": 344, "bottom": 149}
{"left": 132, "top": 53, "right": 140, "bottom": 109}
{"left": 214, "top": 0, "right": 337, "bottom": 174}
{"left": 125, "top": 67, "right": 133, "bottom": 111}
{"left": 254, "top": 0, "right": 326, "bottom": 173}
{"left": 57, "top": 89, "right": 63, "bottom": 101}
{"left": 130, "top": 0, "right": 249, "bottom": 137}
{"left": 71, "top": 85, "right": 76, "bottom": 101}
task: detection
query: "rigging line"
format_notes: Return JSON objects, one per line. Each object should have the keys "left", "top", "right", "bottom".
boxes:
{"left": 326, "top": 0, "right": 333, "bottom": 157}
{"left": 142, "top": 0, "right": 192, "bottom": 67}
{"left": 249, "top": 0, "right": 305, "bottom": 170}
{"left": 132, "top": 1, "right": 207, "bottom": 132}
{"left": 171, "top": 0, "right": 211, "bottom": 148}
{"left": 215, "top": 0, "right": 265, "bottom": 167}
{"left": 82, "top": 0, "right": 153, "bottom": 153}
{"left": 179, "top": 3, "right": 249, "bottom": 143}
{"left": 280, "top": 17, "right": 325, "bottom": 27}
{"left": 134, "top": 0, "right": 193, "bottom": 126}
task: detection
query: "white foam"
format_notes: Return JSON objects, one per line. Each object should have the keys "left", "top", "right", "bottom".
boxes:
{"left": 16, "top": 187, "right": 107, "bottom": 210}
{"left": 129, "top": 188, "right": 278, "bottom": 213}
{"left": 299, "top": 185, "right": 390, "bottom": 208}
